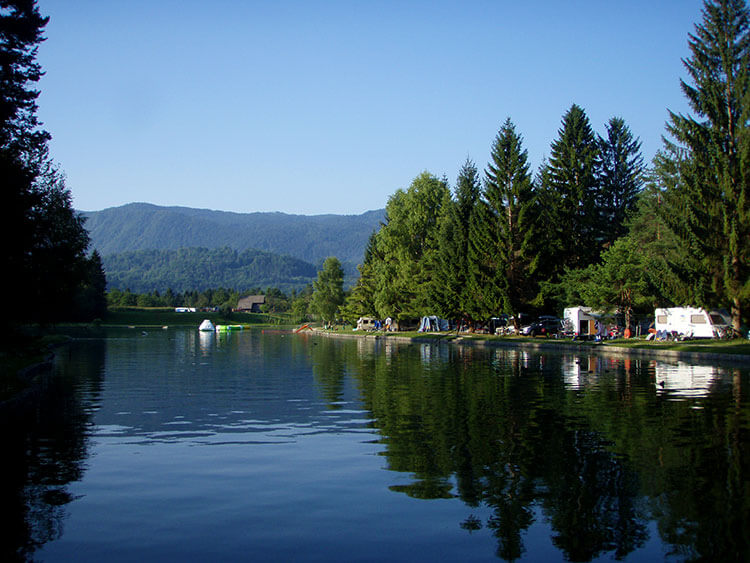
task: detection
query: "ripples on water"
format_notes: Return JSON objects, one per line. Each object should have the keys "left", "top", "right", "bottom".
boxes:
{"left": 2, "top": 328, "right": 749, "bottom": 562}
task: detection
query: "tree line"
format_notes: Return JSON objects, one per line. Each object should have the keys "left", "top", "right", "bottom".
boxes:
{"left": 2, "top": 1, "right": 106, "bottom": 326}
{"left": 327, "top": 0, "right": 749, "bottom": 333}
{"left": 103, "top": 247, "right": 318, "bottom": 294}
{"left": 108, "top": 285, "right": 314, "bottom": 321}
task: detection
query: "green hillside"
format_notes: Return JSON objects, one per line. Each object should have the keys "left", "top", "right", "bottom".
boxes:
{"left": 83, "top": 203, "right": 385, "bottom": 266}
{"left": 102, "top": 247, "right": 319, "bottom": 293}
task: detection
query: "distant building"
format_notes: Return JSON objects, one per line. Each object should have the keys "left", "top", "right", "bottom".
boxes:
{"left": 235, "top": 295, "right": 266, "bottom": 313}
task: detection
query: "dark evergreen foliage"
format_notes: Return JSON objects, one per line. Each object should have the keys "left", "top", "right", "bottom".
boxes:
{"left": 597, "top": 117, "right": 645, "bottom": 246}
{"left": 543, "top": 104, "right": 603, "bottom": 273}
{"left": 431, "top": 158, "right": 481, "bottom": 320}
{"left": 1, "top": 1, "right": 99, "bottom": 323}
{"left": 660, "top": 0, "right": 750, "bottom": 331}
{"left": 468, "top": 119, "right": 540, "bottom": 324}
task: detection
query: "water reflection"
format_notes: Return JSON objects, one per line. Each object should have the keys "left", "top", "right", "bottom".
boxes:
{"left": 653, "top": 360, "right": 725, "bottom": 398}
{"left": 0, "top": 339, "right": 105, "bottom": 561}
{"left": 3, "top": 331, "right": 748, "bottom": 561}
{"left": 339, "top": 339, "right": 749, "bottom": 561}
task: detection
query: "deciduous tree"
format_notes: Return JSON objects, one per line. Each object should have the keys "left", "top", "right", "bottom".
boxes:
{"left": 311, "top": 256, "right": 345, "bottom": 324}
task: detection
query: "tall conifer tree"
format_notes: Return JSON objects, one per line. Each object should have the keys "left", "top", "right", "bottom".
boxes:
{"left": 430, "top": 159, "right": 481, "bottom": 322}
{"left": 597, "top": 117, "right": 645, "bottom": 246}
{"left": 543, "top": 104, "right": 602, "bottom": 274}
{"left": 662, "top": 0, "right": 750, "bottom": 331}
{"left": 467, "top": 119, "right": 539, "bottom": 324}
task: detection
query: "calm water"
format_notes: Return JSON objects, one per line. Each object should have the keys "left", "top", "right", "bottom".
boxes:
{"left": 2, "top": 328, "right": 749, "bottom": 562}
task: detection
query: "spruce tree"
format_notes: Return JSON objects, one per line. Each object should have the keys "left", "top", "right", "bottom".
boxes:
{"left": 663, "top": 0, "right": 750, "bottom": 331}
{"left": 543, "top": 104, "right": 602, "bottom": 274}
{"left": 467, "top": 118, "right": 539, "bottom": 326}
{"left": 597, "top": 117, "right": 645, "bottom": 246}
{"left": 430, "top": 158, "right": 481, "bottom": 322}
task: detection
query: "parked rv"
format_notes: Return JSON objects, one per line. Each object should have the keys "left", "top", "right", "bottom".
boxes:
{"left": 563, "top": 307, "right": 598, "bottom": 338}
{"left": 653, "top": 307, "right": 732, "bottom": 339}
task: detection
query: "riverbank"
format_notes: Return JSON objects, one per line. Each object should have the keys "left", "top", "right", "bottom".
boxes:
{"left": 311, "top": 328, "right": 750, "bottom": 365}
{"left": 0, "top": 332, "right": 70, "bottom": 408}
{"left": 101, "top": 308, "right": 281, "bottom": 328}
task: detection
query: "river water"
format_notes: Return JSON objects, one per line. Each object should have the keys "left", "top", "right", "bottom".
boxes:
{"left": 2, "top": 328, "right": 748, "bottom": 561}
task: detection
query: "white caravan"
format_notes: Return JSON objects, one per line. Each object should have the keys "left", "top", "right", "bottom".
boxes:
{"left": 653, "top": 307, "right": 731, "bottom": 338}
{"left": 563, "top": 306, "right": 599, "bottom": 337}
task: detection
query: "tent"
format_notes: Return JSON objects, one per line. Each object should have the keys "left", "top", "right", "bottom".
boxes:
{"left": 198, "top": 319, "right": 215, "bottom": 332}
{"left": 418, "top": 316, "right": 450, "bottom": 332}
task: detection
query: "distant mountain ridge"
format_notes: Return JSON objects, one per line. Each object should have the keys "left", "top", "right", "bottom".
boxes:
{"left": 82, "top": 203, "right": 385, "bottom": 292}
{"left": 82, "top": 203, "right": 385, "bottom": 266}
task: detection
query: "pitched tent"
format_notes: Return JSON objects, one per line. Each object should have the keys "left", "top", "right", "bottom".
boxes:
{"left": 418, "top": 316, "right": 450, "bottom": 332}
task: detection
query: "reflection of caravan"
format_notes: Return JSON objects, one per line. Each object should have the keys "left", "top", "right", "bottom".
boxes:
{"left": 653, "top": 361, "right": 720, "bottom": 397}
{"left": 654, "top": 307, "right": 731, "bottom": 338}
{"left": 563, "top": 307, "right": 598, "bottom": 337}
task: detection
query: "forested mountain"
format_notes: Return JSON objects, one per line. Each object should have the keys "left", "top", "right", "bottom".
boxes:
{"left": 83, "top": 203, "right": 385, "bottom": 266}
{"left": 102, "top": 247, "right": 319, "bottom": 294}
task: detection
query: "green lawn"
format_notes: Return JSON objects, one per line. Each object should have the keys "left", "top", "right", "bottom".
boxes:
{"left": 102, "top": 308, "right": 292, "bottom": 327}
{"left": 326, "top": 327, "right": 750, "bottom": 356}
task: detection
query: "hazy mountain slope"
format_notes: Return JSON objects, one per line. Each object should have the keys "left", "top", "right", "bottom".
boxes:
{"left": 102, "top": 247, "right": 319, "bottom": 294}
{"left": 83, "top": 203, "right": 385, "bottom": 266}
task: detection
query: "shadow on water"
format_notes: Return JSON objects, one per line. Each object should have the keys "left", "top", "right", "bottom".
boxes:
{"left": 0, "top": 339, "right": 105, "bottom": 562}
{"left": 329, "top": 339, "right": 750, "bottom": 562}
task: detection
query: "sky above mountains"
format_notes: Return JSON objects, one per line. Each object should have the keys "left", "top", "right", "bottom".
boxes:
{"left": 37, "top": 0, "right": 703, "bottom": 215}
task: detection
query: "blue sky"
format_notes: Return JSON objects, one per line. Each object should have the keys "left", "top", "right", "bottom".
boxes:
{"left": 36, "top": 1, "right": 704, "bottom": 215}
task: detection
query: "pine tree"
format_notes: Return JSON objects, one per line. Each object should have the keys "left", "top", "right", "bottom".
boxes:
{"left": 663, "top": 0, "right": 750, "bottom": 331}
{"left": 543, "top": 104, "right": 602, "bottom": 274}
{"left": 597, "top": 117, "right": 645, "bottom": 246}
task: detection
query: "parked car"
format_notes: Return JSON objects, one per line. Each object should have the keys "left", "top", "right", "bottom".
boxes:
{"left": 520, "top": 316, "right": 562, "bottom": 337}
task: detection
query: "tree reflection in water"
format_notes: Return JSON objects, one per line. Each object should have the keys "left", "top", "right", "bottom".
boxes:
{"left": 312, "top": 338, "right": 749, "bottom": 561}
{"left": 0, "top": 340, "right": 104, "bottom": 561}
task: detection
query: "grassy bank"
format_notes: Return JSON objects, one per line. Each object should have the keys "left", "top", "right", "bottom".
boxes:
{"left": 321, "top": 327, "right": 750, "bottom": 357}
{"left": 102, "top": 307, "right": 294, "bottom": 328}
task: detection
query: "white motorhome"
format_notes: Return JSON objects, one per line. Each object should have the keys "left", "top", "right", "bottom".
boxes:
{"left": 563, "top": 306, "right": 599, "bottom": 337}
{"left": 653, "top": 307, "right": 731, "bottom": 338}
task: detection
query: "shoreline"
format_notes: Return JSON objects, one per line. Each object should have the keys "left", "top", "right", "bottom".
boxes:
{"left": 311, "top": 329, "right": 750, "bottom": 365}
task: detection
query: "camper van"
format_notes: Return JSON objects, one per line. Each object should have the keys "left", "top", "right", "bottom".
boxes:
{"left": 563, "top": 307, "right": 599, "bottom": 338}
{"left": 653, "top": 307, "right": 732, "bottom": 339}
